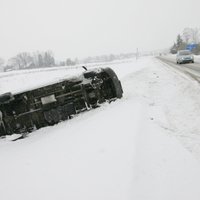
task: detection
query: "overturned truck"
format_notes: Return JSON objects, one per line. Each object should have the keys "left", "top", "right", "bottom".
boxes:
{"left": 0, "top": 67, "right": 123, "bottom": 137}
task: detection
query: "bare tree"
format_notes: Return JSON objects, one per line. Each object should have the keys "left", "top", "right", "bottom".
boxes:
{"left": 182, "top": 27, "right": 200, "bottom": 44}
{"left": 43, "top": 51, "right": 55, "bottom": 67}
{"left": 8, "top": 57, "right": 21, "bottom": 69}
{"left": 0, "top": 58, "right": 4, "bottom": 66}
{"left": 191, "top": 28, "right": 200, "bottom": 44}
{"left": 9, "top": 52, "right": 33, "bottom": 69}
{"left": 0, "top": 58, "right": 5, "bottom": 71}
{"left": 182, "top": 28, "right": 191, "bottom": 44}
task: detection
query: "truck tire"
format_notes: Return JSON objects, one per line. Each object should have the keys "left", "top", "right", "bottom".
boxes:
{"left": 0, "top": 92, "right": 14, "bottom": 104}
{"left": 103, "top": 68, "right": 123, "bottom": 98}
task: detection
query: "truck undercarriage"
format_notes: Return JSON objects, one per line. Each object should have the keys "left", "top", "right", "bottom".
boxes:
{"left": 0, "top": 67, "right": 123, "bottom": 137}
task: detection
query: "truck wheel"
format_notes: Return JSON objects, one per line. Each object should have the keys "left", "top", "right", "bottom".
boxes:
{"left": 103, "top": 68, "right": 123, "bottom": 98}
{"left": 0, "top": 92, "right": 14, "bottom": 104}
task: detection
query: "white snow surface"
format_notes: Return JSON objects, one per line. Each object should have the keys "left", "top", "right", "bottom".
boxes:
{"left": 0, "top": 57, "right": 200, "bottom": 200}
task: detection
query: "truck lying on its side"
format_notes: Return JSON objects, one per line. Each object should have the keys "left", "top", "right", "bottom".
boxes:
{"left": 0, "top": 67, "right": 123, "bottom": 137}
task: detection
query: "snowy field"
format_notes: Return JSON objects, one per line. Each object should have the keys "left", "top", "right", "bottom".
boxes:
{"left": 0, "top": 56, "right": 200, "bottom": 200}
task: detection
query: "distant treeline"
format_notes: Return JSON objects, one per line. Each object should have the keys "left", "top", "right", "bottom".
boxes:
{"left": 0, "top": 51, "right": 136, "bottom": 72}
{"left": 65, "top": 53, "right": 135, "bottom": 66}
{"left": 170, "top": 27, "right": 200, "bottom": 54}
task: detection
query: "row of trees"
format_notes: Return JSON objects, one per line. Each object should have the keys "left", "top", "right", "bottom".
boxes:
{"left": 170, "top": 28, "right": 200, "bottom": 54}
{"left": 78, "top": 53, "right": 134, "bottom": 65}
{"left": 60, "top": 53, "right": 135, "bottom": 66}
{"left": 7, "top": 51, "right": 55, "bottom": 70}
{"left": 1, "top": 51, "right": 136, "bottom": 72}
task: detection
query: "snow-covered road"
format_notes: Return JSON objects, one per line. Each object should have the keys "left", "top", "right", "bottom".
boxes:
{"left": 0, "top": 56, "right": 200, "bottom": 200}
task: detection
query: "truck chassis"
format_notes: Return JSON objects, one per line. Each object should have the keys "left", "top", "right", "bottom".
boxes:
{"left": 0, "top": 67, "right": 123, "bottom": 137}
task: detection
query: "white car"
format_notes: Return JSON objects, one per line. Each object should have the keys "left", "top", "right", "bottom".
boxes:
{"left": 176, "top": 50, "right": 194, "bottom": 64}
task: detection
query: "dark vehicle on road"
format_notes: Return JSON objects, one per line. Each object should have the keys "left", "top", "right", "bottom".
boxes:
{"left": 176, "top": 50, "right": 194, "bottom": 64}
{"left": 0, "top": 67, "right": 123, "bottom": 137}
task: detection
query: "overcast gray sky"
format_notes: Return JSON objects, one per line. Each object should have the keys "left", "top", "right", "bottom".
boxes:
{"left": 0, "top": 0, "right": 200, "bottom": 60}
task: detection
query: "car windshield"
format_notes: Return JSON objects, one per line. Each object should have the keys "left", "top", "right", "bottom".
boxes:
{"left": 179, "top": 51, "right": 191, "bottom": 55}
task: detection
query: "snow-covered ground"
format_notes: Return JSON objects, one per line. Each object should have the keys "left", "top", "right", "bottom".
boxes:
{"left": 0, "top": 57, "right": 200, "bottom": 200}
{"left": 0, "top": 59, "right": 133, "bottom": 94}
